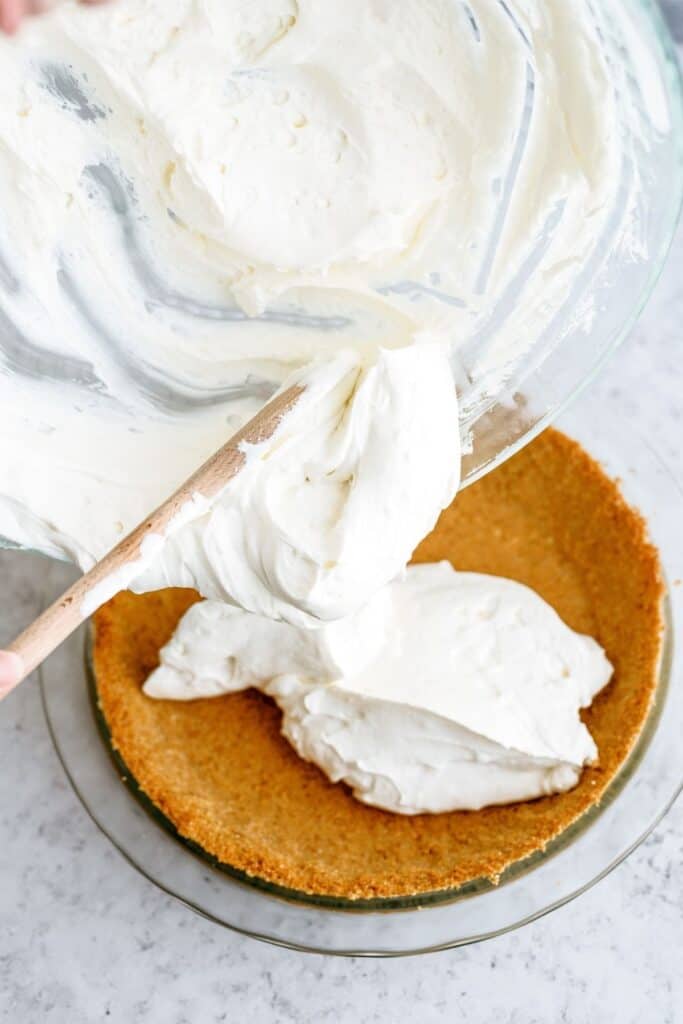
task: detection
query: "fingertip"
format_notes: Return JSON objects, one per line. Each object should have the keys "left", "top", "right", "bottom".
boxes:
{"left": 0, "top": 14, "right": 20, "bottom": 33}
{"left": 0, "top": 0, "right": 26, "bottom": 34}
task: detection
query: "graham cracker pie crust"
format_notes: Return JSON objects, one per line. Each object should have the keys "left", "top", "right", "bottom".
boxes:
{"left": 92, "top": 429, "right": 664, "bottom": 901}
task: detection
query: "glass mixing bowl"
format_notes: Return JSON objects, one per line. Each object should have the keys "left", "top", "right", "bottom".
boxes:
{"left": 1, "top": 0, "right": 682, "bottom": 561}
{"left": 38, "top": 401, "right": 683, "bottom": 954}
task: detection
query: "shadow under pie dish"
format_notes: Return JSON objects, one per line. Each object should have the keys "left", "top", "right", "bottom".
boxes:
{"left": 90, "top": 428, "right": 664, "bottom": 905}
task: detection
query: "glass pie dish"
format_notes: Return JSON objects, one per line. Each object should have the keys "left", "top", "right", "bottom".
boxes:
{"left": 39, "top": 400, "right": 683, "bottom": 955}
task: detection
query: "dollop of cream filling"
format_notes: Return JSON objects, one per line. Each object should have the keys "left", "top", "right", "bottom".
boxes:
{"left": 131, "top": 341, "right": 460, "bottom": 626}
{"left": 145, "top": 563, "right": 613, "bottom": 814}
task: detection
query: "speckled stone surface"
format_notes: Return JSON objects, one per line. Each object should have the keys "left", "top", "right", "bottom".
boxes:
{"left": 1, "top": 26, "right": 682, "bottom": 1024}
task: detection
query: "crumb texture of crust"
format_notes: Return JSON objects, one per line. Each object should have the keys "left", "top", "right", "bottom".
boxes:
{"left": 92, "top": 429, "right": 664, "bottom": 901}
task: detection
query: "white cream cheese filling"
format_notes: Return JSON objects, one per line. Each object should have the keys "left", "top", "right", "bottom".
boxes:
{"left": 131, "top": 341, "right": 460, "bottom": 625}
{"left": 145, "top": 563, "right": 613, "bottom": 813}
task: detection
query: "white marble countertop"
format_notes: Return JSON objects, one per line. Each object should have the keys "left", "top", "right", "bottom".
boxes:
{"left": 2, "top": 23, "right": 683, "bottom": 1024}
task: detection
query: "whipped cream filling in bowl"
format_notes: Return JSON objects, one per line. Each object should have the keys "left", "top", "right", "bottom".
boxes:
{"left": 0, "top": 0, "right": 681, "bottom": 564}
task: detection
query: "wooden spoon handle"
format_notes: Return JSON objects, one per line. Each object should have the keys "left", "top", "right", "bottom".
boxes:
{"left": 4, "top": 384, "right": 304, "bottom": 692}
